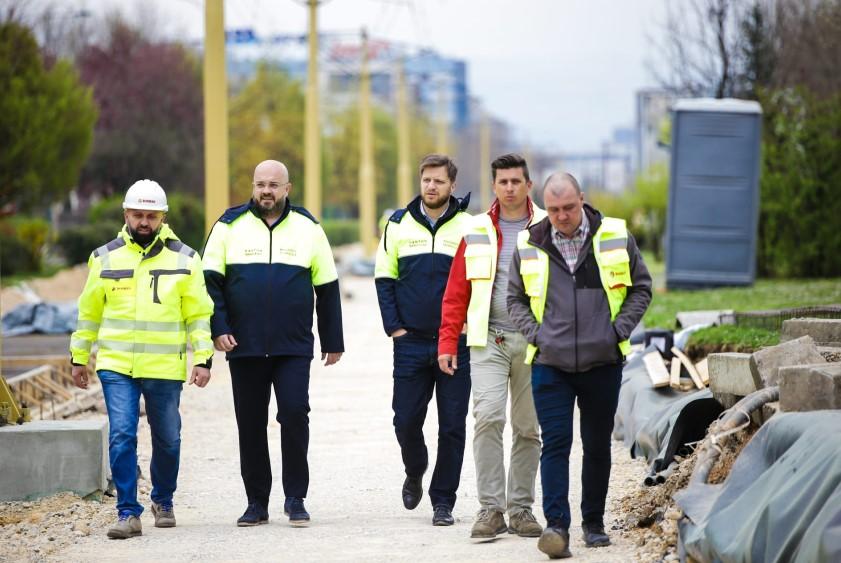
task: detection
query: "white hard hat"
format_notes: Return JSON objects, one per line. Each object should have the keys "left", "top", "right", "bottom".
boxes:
{"left": 123, "top": 179, "right": 168, "bottom": 212}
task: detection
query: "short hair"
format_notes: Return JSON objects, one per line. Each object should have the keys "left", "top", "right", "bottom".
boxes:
{"left": 491, "top": 153, "right": 530, "bottom": 182}
{"left": 544, "top": 172, "right": 581, "bottom": 196}
{"left": 419, "top": 154, "right": 457, "bottom": 181}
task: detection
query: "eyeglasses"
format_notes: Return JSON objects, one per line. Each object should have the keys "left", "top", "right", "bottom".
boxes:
{"left": 253, "top": 181, "right": 290, "bottom": 190}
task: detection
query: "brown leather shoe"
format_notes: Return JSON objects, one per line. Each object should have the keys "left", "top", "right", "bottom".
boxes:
{"left": 470, "top": 508, "right": 507, "bottom": 538}
{"left": 508, "top": 507, "right": 543, "bottom": 537}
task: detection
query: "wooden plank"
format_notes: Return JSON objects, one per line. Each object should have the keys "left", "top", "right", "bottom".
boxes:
{"left": 642, "top": 350, "right": 671, "bottom": 388}
{"left": 679, "top": 379, "right": 696, "bottom": 392}
{"left": 696, "top": 358, "right": 710, "bottom": 386}
{"left": 670, "top": 357, "right": 682, "bottom": 389}
{"left": 671, "top": 347, "right": 705, "bottom": 389}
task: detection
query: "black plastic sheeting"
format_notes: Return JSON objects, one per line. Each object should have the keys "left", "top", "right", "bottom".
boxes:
{"left": 676, "top": 411, "right": 841, "bottom": 563}
{"left": 614, "top": 345, "right": 724, "bottom": 483}
{"left": 1, "top": 302, "right": 78, "bottom": 336}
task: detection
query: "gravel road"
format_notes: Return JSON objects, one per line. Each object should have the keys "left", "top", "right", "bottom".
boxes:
{"left": 3, "top": 275, "right": 649, "bottom": 562}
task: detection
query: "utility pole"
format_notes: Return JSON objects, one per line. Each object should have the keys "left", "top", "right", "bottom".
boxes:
{"left": 304, "top": 0, "right": 322, "bottom": 216}
{"left": 479, "top": 108, "right": 491, "bottom": 210}
{"left": 435, "top": 78, "right": 448, "bottom": 154}
{"left": 396, "top": 58, "right": 412, "bottom": 206}
{"left": 358, "top": 29, "right": 377, "bottom": 256}
{"left": 203, "top": 0, "right": 229, "bottom": 235}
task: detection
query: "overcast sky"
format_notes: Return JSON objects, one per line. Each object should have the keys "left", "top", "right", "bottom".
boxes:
{"left": 70, "top": 0, "right": 670, "bottom": 153}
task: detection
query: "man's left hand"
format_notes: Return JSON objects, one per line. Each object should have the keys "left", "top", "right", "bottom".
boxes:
{"left": 189, "top": 366, "right": 211, "bottom": 387}
{"left": 322, "top": 352, "right": 343, "bottom": 366}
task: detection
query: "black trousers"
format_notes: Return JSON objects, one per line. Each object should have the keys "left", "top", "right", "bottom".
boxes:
{"left": 392, "top": 334, "right": 471, "bottom": 509}
{"left": 229, "top": 355, "right": 311, "bottom": 508}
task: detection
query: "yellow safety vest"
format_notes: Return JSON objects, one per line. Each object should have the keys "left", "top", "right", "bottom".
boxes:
{"left": 463, "top": 207, "right": 547, "bottom": 347}
{"left": 517, "top": 216, "right": 633, "bottom": 364}
{"left": 70, "top": 224, "right": 214, "bottom": 380}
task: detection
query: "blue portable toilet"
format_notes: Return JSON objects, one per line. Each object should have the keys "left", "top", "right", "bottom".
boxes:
{"left": 665, "top": 98, "right": 762, "bottom": 289}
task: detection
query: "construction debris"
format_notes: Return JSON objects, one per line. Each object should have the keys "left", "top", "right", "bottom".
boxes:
{"left": 642, "top": 349, "right": 671, "bottom": 388}
{"left": 781, "top": 318, "right": 841, "bottom": 347}
{"left": 670, "top": 347, "right": 705, "bottom": 389}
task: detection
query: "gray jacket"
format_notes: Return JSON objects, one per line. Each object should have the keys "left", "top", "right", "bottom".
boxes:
{"left": 507, "top": 205, "right": 652, "bottom": 373}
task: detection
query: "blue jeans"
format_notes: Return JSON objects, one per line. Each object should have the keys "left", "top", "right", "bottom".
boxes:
{"left": 392, "top": 333, "right": 471, "bottom": 508}
{"left": 531, "top": 362, "right": 622, "bottom": 529}
{"left": 98, "top": 370, "right": 183, "bottom": 516}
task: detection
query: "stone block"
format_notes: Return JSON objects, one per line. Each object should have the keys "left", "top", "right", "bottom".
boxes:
{"left": 712, "top": 392, "right": 740, "bottom": 410}
{"left": 0, "top": 419, "right": 108, "bottom": 501}
{"left": 761, "top": 401, "right": 780, "bottom": 425}
{"left": 779, "top": 363, "right": 841, "bottom": 412}
{"left": 676, "top": 310, "right": 732, "bottom": 328}
{"left": 709, "top": 353, "right": 760, "bottom": 396}
{"left": 781, "top": 318, "right": 841, "bottom": 347}
{"left": 749, "top": 335, "right": 826, "bottom": 387}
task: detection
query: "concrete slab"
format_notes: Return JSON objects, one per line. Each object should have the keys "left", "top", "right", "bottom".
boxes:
{"left": 0, "top": 419, "right": 108, "bottom": 501}
{"left": 779, "top": 363, "right": 841, "bottom": 412}
{"left": 749, "top": 335, "right": 826, "bottom": 387}
{"left": 781, "top": 318, "right": 841, "bottom": 347}
{"left": 709, "top": 353, "right": 760, "bottom": 396}
{"left": 676, "top": 310, "right": 732, "bottom": 328}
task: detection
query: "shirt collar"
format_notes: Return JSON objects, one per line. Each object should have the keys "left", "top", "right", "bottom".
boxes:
{"left": 421, "top": 200, "right": 449, "bottom": 227}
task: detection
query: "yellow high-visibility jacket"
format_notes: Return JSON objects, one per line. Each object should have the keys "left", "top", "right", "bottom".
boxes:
{"left": 70, "top": 223, "right": 214, "bottom": 380}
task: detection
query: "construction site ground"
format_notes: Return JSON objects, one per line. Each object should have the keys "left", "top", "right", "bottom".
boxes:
{"left": 1, "top": 265, "right": 657, "bottom": 562}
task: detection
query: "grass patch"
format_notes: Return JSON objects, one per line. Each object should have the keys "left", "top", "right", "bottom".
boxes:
{"left": 685, "top": 325, "right": 780, "bottom": 358}
{"left": 643, "top": 278, "right": 841, "bottom": 329}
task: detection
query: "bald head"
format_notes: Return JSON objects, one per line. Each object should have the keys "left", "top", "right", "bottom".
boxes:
{"left": 543, "top": 171, "right": 585, "bottom": 238}
{"left": 543, "top": 172, "right": 581, "bottom": 198}
{"left": 254, "top": 160, "right": 289, "bottom": 183}
{"left": 252, "top": 160, "right": 291, "bottom": 220}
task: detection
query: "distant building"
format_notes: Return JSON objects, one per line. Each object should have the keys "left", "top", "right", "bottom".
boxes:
{"left": 224, "top": 29, "right": 470, "bottom": 131}
{"left": 635, "top": 89, "right": 676, "bottom": 173}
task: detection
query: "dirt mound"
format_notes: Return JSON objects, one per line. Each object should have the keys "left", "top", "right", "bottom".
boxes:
{"left": 1, "top": 265, "right": 89, "bottom": 315}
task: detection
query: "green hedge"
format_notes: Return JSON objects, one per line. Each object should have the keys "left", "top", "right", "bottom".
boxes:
{"left": 322, "top": 219, "right": 359, "bottom": 246}
{"left": 0, "top": 217, "right": 51, "bottom": 275}
{"left": 56, "top": 221, "right": 122, "bottom": 265}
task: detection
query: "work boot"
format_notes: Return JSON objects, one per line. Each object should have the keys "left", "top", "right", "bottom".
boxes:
{"left": 402, "top": 475, "right": 423, "bottom": 510}
{"left": 432, "top": 505, "right": 454, "bottom": 526}
{"left": 508, "top": 507, "right": 542, "bottom": 537}
{"left": 582, "top": 522, "right": 611, "bottom": 547}
{"left": 236, "top": 502, "right": 269, "bottom": 527}
{"left": 151, "top": 502, "right": 176, "bottom": 528}
{"left": 107, "top": 513, "right": 142, "bottom": 539}
{"left": 470, "top": 507, "right": 507, "bottom": 538}
{"left": 538, "top": 525, "right": 572, "bottom": 559}
{"left": 284, "top": 497, "right": 310, "bottom": 527}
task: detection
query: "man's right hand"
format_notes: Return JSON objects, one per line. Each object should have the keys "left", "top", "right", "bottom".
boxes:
{"left": 438, "top": 354, "right": 457, "bottom": 376}
{"left": 72, "top": 365, "right": 89, "bottom": 389}
{"left": 213, "top": 334, "right": 238, "bottom": 352}
{"left": 390, "top": 328, "right": 408, "bottom": 338}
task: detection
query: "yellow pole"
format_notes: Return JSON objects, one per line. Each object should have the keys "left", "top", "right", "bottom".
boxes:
{"left": 304, "top": 0, "right": 322, "bottom": 216}
{"left": 203, "top": 0, "right": 229, "bottom": 235}
{"left": 358, "top": 30, "right": 377, "bottom": 256}
{"left": 479, "top": 108, "right": 491, "bottom": 210}
{"left": 396, "top": 58, "right": 411, "bottom": 206}
{"left": 435, "top": 78, "right": 448, "bottom": 154}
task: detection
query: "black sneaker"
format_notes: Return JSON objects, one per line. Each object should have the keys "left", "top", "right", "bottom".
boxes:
{"left": 284, "top": 497, "right": 310, "bottom": 527}
{"left": 581, "top": 522, "right": 610, "bottom": 547}
{"left": 237, "top": 503, "right": 269, "bottom": 527}
{"left": 432, "top": 505, "right": 454, "bottom": 526}
{"left": 402, "top": 475, "right": 423, "bottom": 510}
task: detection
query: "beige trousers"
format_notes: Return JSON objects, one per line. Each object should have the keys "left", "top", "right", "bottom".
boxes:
{"left": 469, "top": 328, "right": 540, "bottom": 514}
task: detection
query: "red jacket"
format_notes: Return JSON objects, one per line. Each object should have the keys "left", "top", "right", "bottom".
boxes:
{"left": 437, "top": 197, "right": 540, "bottom": 356}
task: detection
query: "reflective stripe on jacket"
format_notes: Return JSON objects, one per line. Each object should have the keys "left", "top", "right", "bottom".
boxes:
{"left": 438, "top": 197, "right": 547, "bottom": 356}
{"left": 202, "top": 200, "right": 344, "bottom": 359}
{"left": 374, "top": 194, "right": 471, "bottom": 337}
{"left": 70, "top": 223, "right": 214, "bottom": 380}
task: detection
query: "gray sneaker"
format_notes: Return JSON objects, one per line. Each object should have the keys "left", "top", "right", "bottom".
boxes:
{"left": 509, "top": 507, "right": 543, "bottom": 537}
{"left": 470, "top": 508, "right": 507, "bottom": 538}
{"left": 151, "top": 502, "right": 176, "bottom": 528}
{"left": 107, "top": 514, "right": 142, "bottom": 539}
{"left": 538, "top": 526, "right": 572, "bottom": 559}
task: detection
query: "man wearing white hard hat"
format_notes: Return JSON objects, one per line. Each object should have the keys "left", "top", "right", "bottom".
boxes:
{"left": 70, "top": 179, "right": 215, "bottom": 539}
